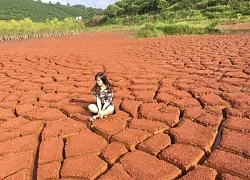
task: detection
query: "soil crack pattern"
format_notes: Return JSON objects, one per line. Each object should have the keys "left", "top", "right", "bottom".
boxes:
{"left": 0, "top": 32, "right": 250, "bottom": 180}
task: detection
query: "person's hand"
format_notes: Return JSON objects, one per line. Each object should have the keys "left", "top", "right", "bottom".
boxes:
{"left": 98, "top": 110, "right": 104, "bottom": 118}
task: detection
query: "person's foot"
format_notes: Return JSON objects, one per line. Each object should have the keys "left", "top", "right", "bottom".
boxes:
{"left": 89, "top": 115, "right": 99, "bottom": 122}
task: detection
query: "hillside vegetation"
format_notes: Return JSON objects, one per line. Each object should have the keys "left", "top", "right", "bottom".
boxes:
{"left": 0, "top": 0, "right": 90, "bottom": 22}
{"left": 91, "top": 0, "right": 250, "bottom": 37}
{"left": 104, "top": 0, "right": 250, "bottom": 22}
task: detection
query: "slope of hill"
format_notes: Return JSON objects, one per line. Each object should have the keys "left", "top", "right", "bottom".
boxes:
{"left": 104, "top": 0, "right": 250, "bottom": 21}
{"left": 109, "top": 0, "right": 250, "bottom": 16}
{"left": 0, "top": 0, "right": 89, "bottom": 22}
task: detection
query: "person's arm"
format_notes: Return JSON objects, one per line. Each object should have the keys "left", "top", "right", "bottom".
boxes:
{"left": 102, "top": 92, "right": 113, "bottom": 110}
{"left": 97, "top": 97, "right": 105, "bottom": 118}
{"left": 94, "top": 91, "right": 102, "bottom": 116}
{"left": 101, "top": 102, "right": 109, "bottom": 111}
{"left": 97, "top": 97, "right": 102, "bottom": 112}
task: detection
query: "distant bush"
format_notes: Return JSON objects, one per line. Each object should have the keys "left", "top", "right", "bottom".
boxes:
{"left": 196, "top": 2, "right": 207, "bottom": 10}
{"left": 160, "top": 10, "right": 206, "bottom": 22}
{"left": 137, "top": 23, "right": 164, "bottom": 38}
{"left": 86, "top": 15, "right": 105, "bottom": 27}
{"left": 97, "top": 17, "right": 123, "bottom": 26}
{"left": 242, "top": 9, "right": 250, "bottom": 16}
{"left": 122, "top": 16, "right": 142, "bottom": 26}
{"left": 159, "top": 24, "right": 206, "bottom": 35}
{"left": 204, "top": 6, "right": 230, "bottom": 13}
{"left": 203, "top": 11, "right": 222, "bottom": 19}
{"left": 207, "top": 0, "right": 218, "bottom": 7}
{"left": 166, "top": 2, "right": 181, "bottom": 11}
{"left": 160, "top": 11, "right": 176, "bottom": 22}
{"left": 138, "top": 14, "right": 155, "bottom": 24}
{"left": 205, "top": 20, "right": 221, "bottom": 33}
{"left": 154, "top": 14, "right": 164, "bottom": 22}
{"left": 221, "top": 11, "right": 232, "bottom": 18}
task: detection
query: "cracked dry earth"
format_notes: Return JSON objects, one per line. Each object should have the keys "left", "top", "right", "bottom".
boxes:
{"left": 0, "top": 32, "right": 250, "bottom": 180}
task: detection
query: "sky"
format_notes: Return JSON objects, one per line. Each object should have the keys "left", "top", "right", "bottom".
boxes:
{"left": 40, "top": 0, "right": 119, "bottom": 9}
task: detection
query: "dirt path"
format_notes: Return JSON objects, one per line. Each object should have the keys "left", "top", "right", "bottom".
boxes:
{"left": 0, "top": 32, "right": 250, "bottom": 180}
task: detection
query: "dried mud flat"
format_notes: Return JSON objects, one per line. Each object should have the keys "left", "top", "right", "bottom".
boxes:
{"left": 0, "top": 32, "right": 250, "bottom": 180}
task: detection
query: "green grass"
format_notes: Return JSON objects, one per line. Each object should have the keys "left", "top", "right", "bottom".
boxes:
{"left": 86, "top": 24, "right": 142, "bottom": 32}
{"left": 135, "top": 20, "right": 221, "bottom": 38}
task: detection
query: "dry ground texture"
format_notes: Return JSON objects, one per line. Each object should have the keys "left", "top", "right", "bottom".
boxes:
{"left": 0, "top": 30, "right": 250, "bottom": 180}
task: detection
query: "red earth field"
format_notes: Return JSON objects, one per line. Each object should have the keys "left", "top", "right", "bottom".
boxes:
{"left": 0, "top": 31, "right": 250, "bottom": 180}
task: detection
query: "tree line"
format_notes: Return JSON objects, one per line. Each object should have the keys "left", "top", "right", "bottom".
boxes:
{"left": 0, "top": 17, "right": 85, "bottom": 41}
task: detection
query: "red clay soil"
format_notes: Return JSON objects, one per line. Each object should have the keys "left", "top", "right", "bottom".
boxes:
{"left": 0, "top": 31, "right": 250, "bottom": 180}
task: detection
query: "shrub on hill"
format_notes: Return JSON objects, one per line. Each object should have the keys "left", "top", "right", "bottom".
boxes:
{"left": 137, "top": 23, "right": 164, "bottom": 38}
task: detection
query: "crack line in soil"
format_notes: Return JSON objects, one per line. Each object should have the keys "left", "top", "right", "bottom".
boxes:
{"left": 153, "top": 80, "right": 161, "bottom": 101}
{"left": 179, "top": 109, "right": 184, "bottom": 123}
{"left": 212, "top": 108, "right": 227, "bottom": 151}
{"left": 0, "top": 62, "right": 4, "bottom": 68}
{"left": 14, "top": 108, "right": 19, "bottom": 117}
{"left": 188, "top": 90, "right": 205, "bottom": 108}
{"left": 59, "top": 138, "right": 67, "bottom": 179}
{"left": 24, "top": 57, "right": 33, "bottom": 63}
{"left": 32, "top": 124, "right": 45, "bottom": 180}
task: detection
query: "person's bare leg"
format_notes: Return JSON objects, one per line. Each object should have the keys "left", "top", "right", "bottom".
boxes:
{"left": 103, "top": 105, "right": 115, "bottom": 117}
{"left": 88, "top": 104, "right": 98, "bottom": 113}
{"left": 88, "top": 104, "right": 100, "bottom": 121}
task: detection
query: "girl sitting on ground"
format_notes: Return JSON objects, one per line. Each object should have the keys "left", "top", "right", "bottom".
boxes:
{"left": 88, "top": 72, "right": 116, "bottom": 121}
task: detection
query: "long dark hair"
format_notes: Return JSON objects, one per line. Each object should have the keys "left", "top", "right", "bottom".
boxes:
{"left": 91, "top": 72, "right": 113, "bottom": 94}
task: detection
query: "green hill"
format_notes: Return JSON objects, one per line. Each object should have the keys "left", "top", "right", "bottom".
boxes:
{"left": 0, "top": 0, "right": 89, "bottom": 22}
{"left": 104, "top": 0, "right": 250, "bottom": 21}
{"left": 96, "top": 0, "right": 250, "bottom": 37}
